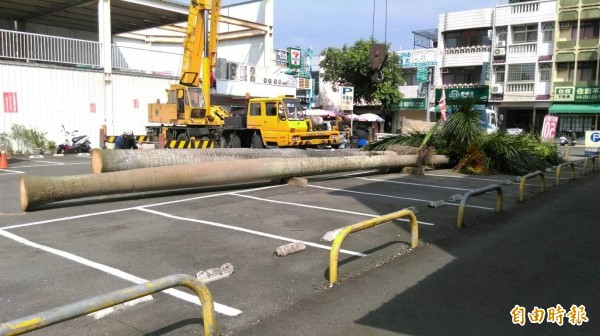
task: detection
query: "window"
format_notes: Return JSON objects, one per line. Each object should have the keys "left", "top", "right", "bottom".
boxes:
{"left": 494, "top": 65, "right": 505, "bottom": 84}
{"left": 512, "top": 24, "right": 538, "bottom": 43}
{"left": 496, "top": 26, "right": 508, "bottom": 44}
{"left": 403, "top": 68, "right": 418, "bottom": 86}
{"left": 578, "top": 20, "right": 599, "bottom": 40}
{"left": 542, "top": 22, "right": 554, "bottom": 42}
{"left": 507, "top": 63, "right": 535, "bottom": 82}
{"left": 577, "top": 61, "right": 597, "bottom": 82}
{"left": 556, "top": 62, "right": 575, "bottom": 82}
{"left": 539, "top": 63, "right": 552, "bottom": 82}
{"left": 266, "top": 103, "right": 277, "bottom": 116}
{"left": 249, "top": 102, "right": 261, "bottom": 116}
{"left": 444, "top": 29, "right": 490, "bottom": 48}
{"left": 441, "top": 67, "right": 482, "bottom": 85}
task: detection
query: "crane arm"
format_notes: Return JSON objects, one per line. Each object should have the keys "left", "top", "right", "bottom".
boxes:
{"left": 179, "top": 0, "right": 221, "bottom": 90}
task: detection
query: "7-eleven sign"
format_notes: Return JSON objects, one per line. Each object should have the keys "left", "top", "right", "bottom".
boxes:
{"left": 287, "top": 47, "right": 302, "bottom": 69}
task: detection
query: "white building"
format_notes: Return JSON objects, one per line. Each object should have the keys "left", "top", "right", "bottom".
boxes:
{"left": 0, "top": 0, "right": 299, "bottom": 149}
{"left": 386, "top": 0, "right": 556, "bottom": 134}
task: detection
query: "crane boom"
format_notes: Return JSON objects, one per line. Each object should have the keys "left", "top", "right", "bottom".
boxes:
{"left": 180, "top": 0, "right": 221, "bottom": 109}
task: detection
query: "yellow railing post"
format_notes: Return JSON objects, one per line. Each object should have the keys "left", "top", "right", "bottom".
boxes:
{"left": 518, "top": 171, "right": 546, "bottom": 202}
{"left": 555, "top": 162, "right": 576, "bottom": 185}
{"left": 0, "top": 274, "right": 218, "bottom": 336}
{"left": 457, "top": 185, "right": 503, "bottom": 229}
{"left": 329, "top": 209, "right": 419, "bottom": 286}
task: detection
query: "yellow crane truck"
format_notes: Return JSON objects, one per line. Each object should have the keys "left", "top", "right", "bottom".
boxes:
{"left": 146, "top": 0, "right": 340, "bottom": 149}
{"left": 221, "top": 95, "right": 340, "bottom": 148}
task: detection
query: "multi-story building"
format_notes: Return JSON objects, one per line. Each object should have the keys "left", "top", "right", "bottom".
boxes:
{"left": 435, "top": 0, "right": 557, "bottom": 133}
{"left": 550, "top": 0, "right": 600, "bottom": 137}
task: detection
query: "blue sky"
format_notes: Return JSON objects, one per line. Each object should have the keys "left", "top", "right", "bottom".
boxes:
{"left": 268, "top": 0, "right": 503, "bottom": 54}
{"left": 211, "top": 1, "right": 506, "bottom": 53}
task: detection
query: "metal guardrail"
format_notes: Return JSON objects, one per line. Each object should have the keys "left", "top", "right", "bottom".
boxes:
{"left": 0, "top": 29, "right": 179, "bottom": 75}
{"left": 0, "top": 274, "right": 219, "bottom": 336}
{"left": 329, "top": 209, "right": 419, "bottom": 286}
{"left": 457, "top": 185, "right": 503, "bottom": 229}
{"left": 555, "top": 162, "right": 576, "bottom": 186}
{"left": 0, "top": 29, "right": 101, "bottom": 67}
{"left": 518, "top": 171, "right": 546, "bottom": 202}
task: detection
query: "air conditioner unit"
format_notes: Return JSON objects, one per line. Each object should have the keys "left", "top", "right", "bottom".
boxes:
{"left": 493, "top": 47, "right": 506, "bottom": 56}
{"left": 496, "top": 41, "right": 506, "bottom": 48}
{"left": 560, "top": 21, "right": 571, "bottom": 28}
{"left": 441, "top": 68, "right": 450, "bottom": 74}
{"left": 249, "top": 66, "right": 257, "bottom": 82}
{"left": 491, "top": 85, "right": 504, "bottom": 94}
{"left": 227, "top": 62, "right": 239, "bottom": 80}
{"left": 215, "top": 58, "right": 227, "bottom": 79}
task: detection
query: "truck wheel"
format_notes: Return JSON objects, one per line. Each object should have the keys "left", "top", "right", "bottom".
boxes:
{"left": 219, "top": 136, "right": 229, "bottom": 148}
{"left": 230, "top": 134, "right": 242, "bottom": 148}
{"left": 251, "top": 133, "right": 263, "bottom": 148}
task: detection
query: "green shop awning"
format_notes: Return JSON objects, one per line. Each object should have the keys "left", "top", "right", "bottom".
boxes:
{"left": 549, "top": 103, "right": 600, "bottom": 114}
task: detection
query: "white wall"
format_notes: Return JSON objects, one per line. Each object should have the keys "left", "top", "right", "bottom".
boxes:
{"left": 0, "top": 63, "right": 172, "bottom": 147}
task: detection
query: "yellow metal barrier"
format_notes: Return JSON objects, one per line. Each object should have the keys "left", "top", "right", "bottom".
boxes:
{"left": 329, "top": 209, "right": 419, "bottom": 286}
{"left": 105, "top": 135, "right": 149, "bottom": 143}
{"left": 555, "top": 162, "right": 576, "bottom": 186}
{"left": 457, "top": 184, "right": 503, "bottom": 229}
{"left": 518, "top": 171, "right": 546, "bottom": 202}
{"left": 582, "top": 155, "right": 599, "bottom": 176}
{"left": 0, "top": 274, "right": 218, "bottom": 336}
{"left": 166, "top": 140, "right": 215, "bottom": 149}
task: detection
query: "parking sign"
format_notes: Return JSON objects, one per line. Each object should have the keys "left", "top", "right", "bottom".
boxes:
{"left": 340, "top": 86, "right": 354, "bottom": 111}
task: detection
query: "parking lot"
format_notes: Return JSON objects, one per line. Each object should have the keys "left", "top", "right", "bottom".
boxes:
{"left": 0, "top": 149, "right": 594, "bottom": 335}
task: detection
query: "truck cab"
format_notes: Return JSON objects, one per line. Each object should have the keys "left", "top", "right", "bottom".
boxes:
{"left": 221, "top": 96, "right": 340, "bottom": 148}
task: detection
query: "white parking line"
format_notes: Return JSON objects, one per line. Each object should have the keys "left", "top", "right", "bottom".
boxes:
{"left": 425, "top": 173, "right": 512, "bottom": 183}
{"left": 309, "top": 185, "right": 495, "bottom": 211}
{"left": 3, "top": 185, "right": 284, "bottom": 231}
{"left": 356, "top": 177, "right": 471, "bottom": 191}
{"left": 136, "top": 208, "right": 368, "bottom": 257}
{"left": 231, "top": 193, "right": 438, "bottom": 225}
{"left": 0, "top": 229, "right": 242, "bottom": 316}
{"left": 0, "top": 168, "right": 25, "bottom": 174}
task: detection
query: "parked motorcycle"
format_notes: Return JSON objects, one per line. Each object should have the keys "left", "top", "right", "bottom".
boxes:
{"left": 559, "top": 135, "right": 577, "bottom": 146}
{"left": 57, "top": 125, "right": 91, "bottom": 154}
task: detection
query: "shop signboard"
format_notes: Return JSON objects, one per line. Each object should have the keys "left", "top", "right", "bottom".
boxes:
{"left": 434, "top": 87, "right": 489, "bottom": 103}
{"left": 554, "top": 86, "right": 600, "bottom": 102}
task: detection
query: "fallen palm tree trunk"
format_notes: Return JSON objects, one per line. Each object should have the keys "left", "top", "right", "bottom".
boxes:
{"left": 91, "top": 148, "right": 400, "bottom": 173}
{"left": 21, "top": 155, "right": 449, "bottom": 211}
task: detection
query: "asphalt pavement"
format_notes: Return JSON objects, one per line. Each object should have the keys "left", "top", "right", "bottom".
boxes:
{"left": 239, "top": 169, "right": 600, "bottom": 336}
{"left": 1, "top": 149, "right": 598, "bottom": 336}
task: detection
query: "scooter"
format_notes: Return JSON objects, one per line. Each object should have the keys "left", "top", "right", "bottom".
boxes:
{"left": 57, "top": 125, "right": 91, "bottom": 154}
{"left": 559, "top": 135, "right": 577, "bottom": 146}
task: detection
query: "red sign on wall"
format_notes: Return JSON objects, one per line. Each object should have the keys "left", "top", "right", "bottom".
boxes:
{"left": 3, "top": 92, "right": 18, "bottom": 112}
{"left": 90, "top": 103, "right": 96, "bottom": 113}
{"left": 133, "top": 99, "right": 139, "bottom": 108}
{"left": 541, "top": 115, "right": 559, "bottom": 141}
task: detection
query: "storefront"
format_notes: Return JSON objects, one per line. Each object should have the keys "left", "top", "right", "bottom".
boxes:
{"left": 550, "top": 86, "right": 600, "bottom": 138}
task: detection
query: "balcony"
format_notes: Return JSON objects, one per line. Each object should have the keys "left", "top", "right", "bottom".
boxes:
{"left": 443, "top": 45, "right": 491, "bottom": 67}
{"left": 511, "top": 2, "right": 540, "bottom": 14}
{"left": 508, "top": 43, "right": 537, "bottom": 54}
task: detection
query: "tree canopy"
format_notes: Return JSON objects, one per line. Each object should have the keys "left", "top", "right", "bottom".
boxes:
{"left": 319, "top": 39, "right": 404, "bottom": 111}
